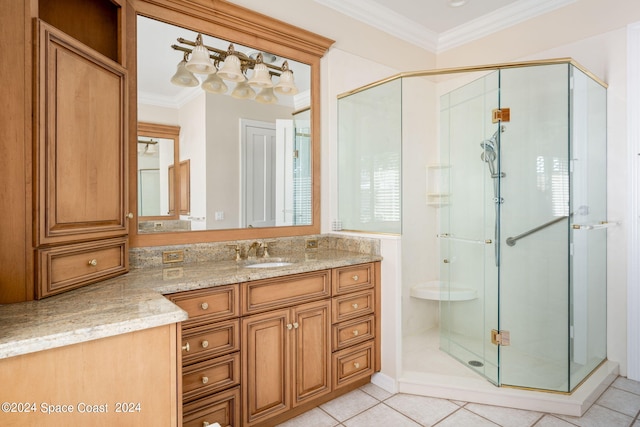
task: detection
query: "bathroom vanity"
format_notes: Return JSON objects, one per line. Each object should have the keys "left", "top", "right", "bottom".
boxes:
{"left": 0, "top": 242, "right": 381, "bottom": 426}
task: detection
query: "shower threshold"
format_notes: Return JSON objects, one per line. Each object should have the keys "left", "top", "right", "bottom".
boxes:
{"left": 400, "top": 330, "right": 618, "bottom": 416}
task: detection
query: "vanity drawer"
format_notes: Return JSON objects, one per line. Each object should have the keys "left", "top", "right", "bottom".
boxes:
{"left": 242, "top": 270, "right": 331, "bottom": 315}
{"left": 183, "top": 352, "right": 240, "bottom": 403}
{"left": 182, "top": 319, "right": 240, "bottom": 365}
{"left": 36, "top": 237, "right": 128, "bottom": 298}
{"left": 183, "top": 386, "right": 240, "bottom": 427}
{"left": 169, "top": 284, "right": 239, "bottom": 327}
{"left": 332, "top": 340, "right": 374, "bottom": 389}
{"left": 332, "top": 263, "right": 374, "bottom": 295}
{"left": 332, "top": 290, "right": 375, "bottom": 324}
{"left": 333, "top": 315, "right": 375, "bottom": 350}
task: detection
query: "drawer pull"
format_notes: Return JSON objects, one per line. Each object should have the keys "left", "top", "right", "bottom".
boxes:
{"left": 200, "top": 302, "right": 209, "bottom": 310}
{"left": 293, "top": 322, "right": 299, "bottom": 329}
{"left": 352, "top": 329, "right": 359, "bottom": 336}
{"left": 352, "top": 275, "right": 359, "bottom": 281}
{"left": 201, "top": 376, "right": 209, "bottom": 384}
{"left": 88, "top": 259, "right": 98, "bottom": 266}
{"left": 126, "top": 212, "right": 134, "bottom": 219}
{"left": 354, "top": 362, "right": 360, "bottom": 369}
{"left": 182, "top": 342, "right": 190, "bottom": 352}
{"left": 201, "top": 340, "right": 209, "bottom": 348}
{"left": 286, "top": 323, "right": 293, "bottom": 330}
{"left": 352, "top": 303, "right": 359, "bottom": 309}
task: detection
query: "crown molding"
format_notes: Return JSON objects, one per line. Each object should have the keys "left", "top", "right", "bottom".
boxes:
{"left": 313, "top": 0, "right": 438, "bottom": 52}
{"left": 314, "top": 0, "right": 576, "bottom": 54}
{"left": 437, "top": 0, "right": 577, "bottom": 52}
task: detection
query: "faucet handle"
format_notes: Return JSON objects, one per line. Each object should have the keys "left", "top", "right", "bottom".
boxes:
{"left": 262, "top": 240, "right": 276, "bottom": 258}
{"left": 226, "top": 244, "right": 241, "bottom": 261}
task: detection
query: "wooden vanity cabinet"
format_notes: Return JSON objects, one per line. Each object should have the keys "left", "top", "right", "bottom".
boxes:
{"left": 331, "top": 263, "right": 380, "bottom": 389}
{"left": 168, "top": 262, "right": 380, "bottom": 427}
{"left": 168, "top": 284, "right": 242, "bottom": 427}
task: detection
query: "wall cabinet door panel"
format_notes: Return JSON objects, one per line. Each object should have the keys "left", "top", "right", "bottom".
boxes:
{"left": 36, "top": 20, "right": 127, "bottom": 246}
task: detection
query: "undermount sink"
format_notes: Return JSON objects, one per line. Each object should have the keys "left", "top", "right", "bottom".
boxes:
{"left": 243, "top": 261, "right": 293, "bottom": 269}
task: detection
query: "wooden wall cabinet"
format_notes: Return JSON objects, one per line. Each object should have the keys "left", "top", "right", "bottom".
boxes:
{"left": 167, "top": 262, "right": 381, "bottom": 427}
{"left": 0, "top": 0, "right": 129, "bottom": 303}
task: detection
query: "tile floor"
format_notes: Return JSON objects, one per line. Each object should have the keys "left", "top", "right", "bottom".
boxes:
{"left": 277, "top": 376, "right": 640, "bottom": 427}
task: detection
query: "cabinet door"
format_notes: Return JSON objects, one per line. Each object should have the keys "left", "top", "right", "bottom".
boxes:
{"left": 292, "top": 299, "right": 331, "bottom": 406}
{"left": 242, "top": 308, "right": 291, "bottom": 425}
{"left": 36, "top": 21, "right": 127, "bottom": 245}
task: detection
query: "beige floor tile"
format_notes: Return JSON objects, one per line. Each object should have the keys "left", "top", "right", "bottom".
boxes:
{"left": 359, "top": 382, "right": 394, "bottom": 401}
{"left": 434, "top": 408, "right": 499, "bottom": 426}
{"left": 343, "top": 403, "right": 420, "bottom": 427}
{"left": 384, "top": 393, "right": 460, "bottom": 425}
{"left": 612, "top": 376, "right": 640, "bottom": 396}
{"left": 533, "top": 415, "right": 579, "bottom": 426}
{"left": 319, "top": 389, "right": 378, "bottom": 422}
{"left": 464, "top": 403, "right": 543, "bottom": 427}
{"left": 555, "top": 404, "right": 634, "bottom": 427}
{"left": 276, "top": 407, "right": 339, "bottom": 427}
{"left": 596, "top": 387, "right": 640, "bottom": 417}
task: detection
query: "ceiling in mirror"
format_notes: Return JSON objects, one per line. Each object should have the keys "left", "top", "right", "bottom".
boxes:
{"left": 136, "top": 15, "right": 313, "bottom": 234}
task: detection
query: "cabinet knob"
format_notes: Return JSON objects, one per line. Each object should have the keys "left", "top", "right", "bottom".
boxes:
{"left": 126, "top": 212, "right": 134, "bottom": 219}
{"left": 443, "top": 259, "right": 450, "bottom": 264}
{"left": 352, "top": 275, "right": 359, "bottom": 281}
{"left": 201, "top": 340, "right": 209, "bottom": 348}
{"left": 352, "top": 329, "right": 359, "bottom": 336}
{"left": 201, "top": 302, "right": 209, "bottom": 310}
{"left": 354, "top": 362, "right": 360, "bottom": 369}
{"left": 201, "top": 376, "right": 209, "bottom": 384}
{"left": 352, "top": 303, "right": 359, "bottom": 309}
{"left": 182, "top": 342, "right": 190, "bottom": 352}
{"left": 88, "top": 259, "right": 98, "bottom": 266}
{"left": 286, "top": 323, "right": 293, "bottom": 330}
{"left": 293, "top": 322, "right": 299, "bottom": 329}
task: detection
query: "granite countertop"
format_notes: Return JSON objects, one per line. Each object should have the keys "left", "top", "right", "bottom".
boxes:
{"left": 0, "top": 249, "right": 381, "bottom": 360}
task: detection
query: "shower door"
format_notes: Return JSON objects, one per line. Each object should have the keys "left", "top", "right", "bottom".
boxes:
{"left": 439, "top": 70, "right": 501, "bottom": 385}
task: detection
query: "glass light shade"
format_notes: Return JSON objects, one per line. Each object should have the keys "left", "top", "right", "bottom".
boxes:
{"left": 231, "top": 80, "right": 256, "bottom": 99}
{"left": 217, "top": 54, "right": 245, "bottom": 82}
{"left": 170, "top": 60, "right": 199, "bottom": 87}
{"left": 144, "top": 143, "right": 158, "bottom": 155}
{"left": 248, "top": 63, "right": 274, "bottom": 88}
{"left": 185, "top": 44, "right": 216, "bottom": 74}
{"left": 201, "top": 72, "right": 228, "bottom": 94}
{"left": 274, "top": 69, "right": 298, "bottom": 95}
{"left": 255, "top": 87, "right": 278, "bottom": 104}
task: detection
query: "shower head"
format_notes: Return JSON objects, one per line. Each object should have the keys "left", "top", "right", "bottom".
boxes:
{"left": 480, "top": 129, "right": 500, "bottom": 176}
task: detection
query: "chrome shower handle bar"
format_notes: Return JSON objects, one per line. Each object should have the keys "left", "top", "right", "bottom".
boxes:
{"left": 572, "top": 221, "right": 618, "bottom": 230}
{"left": 506, "top": 215, "right": 569, "bottom": 247}
{"left": 437, "top": 234, "right": 492, "bottom": 245}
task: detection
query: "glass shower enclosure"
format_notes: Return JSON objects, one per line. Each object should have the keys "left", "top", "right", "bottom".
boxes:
{"left": 440, "top": 62, "right": 607, "bottom": 392}
{"left": 337, "top": 59, "right": 608, "bottom": 393}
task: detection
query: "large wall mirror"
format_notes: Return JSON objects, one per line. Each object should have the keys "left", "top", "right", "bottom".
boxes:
{"left": 127, "top": 0, "right": 333, "bottom": 246}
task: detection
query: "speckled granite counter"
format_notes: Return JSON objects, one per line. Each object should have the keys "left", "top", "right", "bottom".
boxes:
{"left": 0, "top": 243, "right": 381, "bottom": 360}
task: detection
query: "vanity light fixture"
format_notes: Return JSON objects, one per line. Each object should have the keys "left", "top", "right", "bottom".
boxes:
{"left": 185, "top": 34, "right": 216, "bottom": 74}
{"left": 138, "top": 139, "right": 159, "bottom": 156}
{"left": 170, "top": 53, "right": 199, "bottom": 87}
{"left": 169, "top": 34, "right": 298, "bottom": 102}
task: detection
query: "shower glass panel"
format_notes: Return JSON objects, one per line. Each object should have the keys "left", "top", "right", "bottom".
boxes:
{"left": 338, "top": 79, "right": 402, "bottom": 234}
{"left": 498, "top": 64, "right": 572, "bottom": 391}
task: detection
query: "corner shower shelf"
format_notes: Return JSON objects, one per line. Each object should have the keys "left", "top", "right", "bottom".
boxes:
{"left": 410, "top": 281, "right": 477, "bottom": 301}
{"left": 426, "top": 164, "right": 450, "bottom": 206}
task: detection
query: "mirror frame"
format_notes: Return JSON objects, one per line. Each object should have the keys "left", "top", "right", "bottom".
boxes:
{"left": 127, "top": 0, "right": 334, "bottom": 247}
{"left": 137, "top": 122, "right": 180, "bottom": 221}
